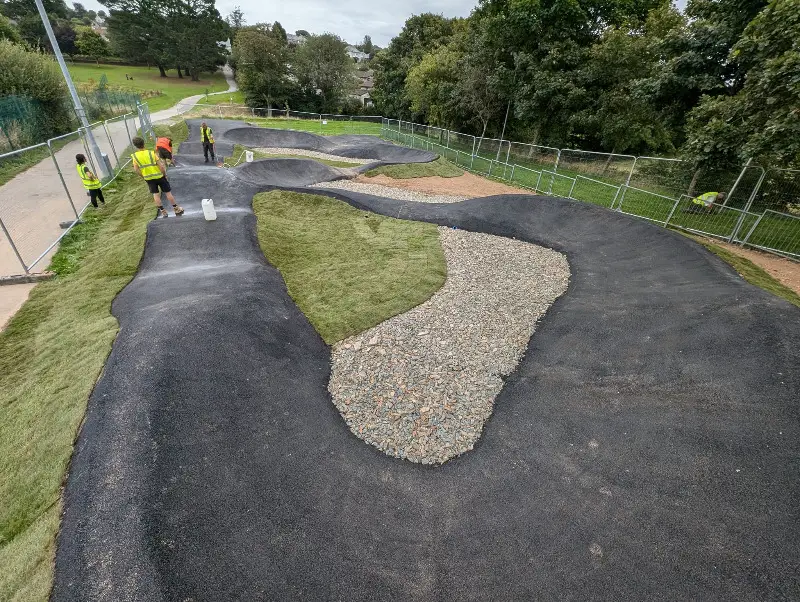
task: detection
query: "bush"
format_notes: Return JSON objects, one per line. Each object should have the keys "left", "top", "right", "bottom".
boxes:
{"left": 0, "top": 39, "right": 73, "bottom": 137}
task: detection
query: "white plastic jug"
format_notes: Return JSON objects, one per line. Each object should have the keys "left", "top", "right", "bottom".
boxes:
{"left": 201, "top": 198, "right": 217, "bottom": 221}
{"left": 245, "top": 150, "right": 254, "bottom": 163}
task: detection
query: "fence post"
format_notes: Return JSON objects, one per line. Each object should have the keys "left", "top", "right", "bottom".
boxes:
{"left": 740, "top": 211, "right": 765, "bottom": 247}
{"left": 664, "top": 197, "right": 681, "bottom": 227}
{"left": 123, "top": 114, "right": 133, "bottom": 146}
{"left": 535, "top": 171, "right": 542, "bottom": 192}
{"left": 471, "top": 136, "right": 476, "bottom": 160}
{"left": 626, "top": 157, "right": 637, "bottom": 187}
{"left": 48, "top": 139, "right": 79, "bottom": 220}
{"left": 729, "top": 167, "right": 767, "bottom": 242}
{"left": 554, "top": 149, "right": 561, "bottom": 172}
{"left": 102, "top": 120, "right": 119, "bottom": 165}
{"left": 616, "top": 185, "right": 629, "bottom": 211}
{"left": 723, "top": 158, "right": 753, "bottom": 207}
{"left": 79, "top": 127, "right": 98, "bottom": 177}
{"left": 568, "top": 177, "right": 577, "bottom": 199}
{"left": 0, "top": 216, "right": 29, "bottom": 274}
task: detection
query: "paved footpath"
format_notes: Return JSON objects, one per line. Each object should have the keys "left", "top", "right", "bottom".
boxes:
{"left": 52, "top": 121, "right": 800, "bottom": 601}
{"left": 0, "top": 67, "right": 236, "bottom": 330}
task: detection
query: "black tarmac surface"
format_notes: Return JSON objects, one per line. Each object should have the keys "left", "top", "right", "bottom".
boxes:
{"left": 52, "top": 120, "right": 800, "bottom": 601}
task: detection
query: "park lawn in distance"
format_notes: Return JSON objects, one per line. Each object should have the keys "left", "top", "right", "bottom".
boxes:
{"left": 199, "top": 91, "right": 246, "bottom": 105}
{"left": 0, "top": 120, "right": 188, "bottom": 601}
{"left": 254, "top": 191, "right": 446, "bottom": 344}
{"left": 365, "top": 156, "right": 463, "bottom": 179}
{"left": 184, "top": 110, "right": 384, "bottom": 136}
{"left": 67, "top": 63, "right": 228, "bottom": 112}
{"left": 228, "top": 144, "right": 361, "bottom": 168}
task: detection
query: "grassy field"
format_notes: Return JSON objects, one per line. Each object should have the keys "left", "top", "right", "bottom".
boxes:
{"left": 0, "top": 121, "right": 187, "bottom": 601}
{"left": 67, "top": 64, "right": 228, "bottom": 112}
{"left": 254, "top": 190, "right": 446, "bottom": 344}
{"left": 365, "top": 156, "right": 463, "bottom": 179}
{"left": 228, "top": 144, "right": 362, "bottom": 168}
{"left": 199, "top": 91, "right": 246, "bottom": 105}
{"left": 183, "top": 109, "right": 384, "bottom": 136}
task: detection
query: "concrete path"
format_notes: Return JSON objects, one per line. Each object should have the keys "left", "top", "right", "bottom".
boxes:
{"left": 52, "top": 121, "right": 800, "bottom": 600}
{"left": 0, "top": 67, "right": 236, "bottom": 330}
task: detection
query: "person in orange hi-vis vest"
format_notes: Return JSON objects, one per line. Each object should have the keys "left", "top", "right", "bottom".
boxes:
{"left": 155, "top": 135, "right": 178, "bottom": 167}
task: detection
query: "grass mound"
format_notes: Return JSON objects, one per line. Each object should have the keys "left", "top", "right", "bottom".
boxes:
{"left": 365, "top": 156, "right": 463, "bottom": 179}
{"left": 254, "top": 191, "right": 446, "bottom": 344}
{"left": 0, "top": 121, "right": 187, "bottom": 600}
{"left": 228, "top": 144, "right": 361, "bottom": 168}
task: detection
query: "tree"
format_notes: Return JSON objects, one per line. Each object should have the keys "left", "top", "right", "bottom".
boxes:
{"left": 105, "top": 0, "right": 173, "bottom": 76}
{"left": 358, "top": 34, "right": 374, "bottom": 56}
{"left": 683, "top": 0, "right": 800, "bottom": 170}
{"left": 292, "top": 33, "right": 354, "bottom": 112}
{"left": 172, "top": 0, "right": 229, "bottom": 81}
{"left": 233, "top": 27, "right": 290, "bottom": 108}
{"left": 0, "top": 14, "right": 21, "bottom": 42}
{"left": 72, "top": 2, "right": 87, "bottom": 18}
{"left": 406, "top": 43, "right": 461, "bottom": 127}
{"left": 270, "top": 20, "right": 287, "bottom": 44}
{"left": 295, "top": 29, "right": 309, "bottom": 37}
{"left": 226, "top": 5, "right": 245, "bottom": 36}
{"left": 372, "top": 13, "right": 460, "bottom": 119}
{"left": 76, "top": 27, "right": 109, "bottom": 63}
{"left": 2, "top": 0, "right": 68, "bottom": 21}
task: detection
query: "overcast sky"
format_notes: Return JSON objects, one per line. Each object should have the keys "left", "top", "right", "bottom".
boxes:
{"left": 79, "top": 0, "right": 689, "bottom": 47}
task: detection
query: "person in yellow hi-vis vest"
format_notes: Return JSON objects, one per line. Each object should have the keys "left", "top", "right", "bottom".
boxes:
{"left": 201, "top": 121, "right": 216, "bottom": 163}
{"left": 75, "top": 153, "right": 104, "bottom": 208}
{"left": 687, "top": 191, "right": 726, "bottom": 213}
{"left": 131, "top": 136, "right": 184, "bottom": 219}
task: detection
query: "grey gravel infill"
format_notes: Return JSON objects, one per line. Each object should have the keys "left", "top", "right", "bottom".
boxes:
{"left": 329, "top": 227, "right": 570, "bottom": 465}
{"left": 310, "top": 180, "right": 470, "bottom": 203}
{"left": 253, "top": 147, "right": 374, "bottom": 164}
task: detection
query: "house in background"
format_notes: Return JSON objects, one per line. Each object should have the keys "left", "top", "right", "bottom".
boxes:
{"left": 287, "top": 33, "right": 307, "bottom": 46}
{"left": 350, "top": 69, "right": 374, "bottom": 107}
{"left": 346, "top": 45, "right": 369, "bottom": 62}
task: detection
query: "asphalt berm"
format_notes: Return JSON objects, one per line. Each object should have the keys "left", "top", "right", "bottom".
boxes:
{"left": 52, "top": 119, "right": 800, "bottom": 601}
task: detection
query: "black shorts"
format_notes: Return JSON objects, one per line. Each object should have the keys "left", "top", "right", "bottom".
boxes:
{"left": 157, "top": 147, "right": 173, "bottom": 160}
{"left": 146, "top": 177, "right": 171, "bottom": 194}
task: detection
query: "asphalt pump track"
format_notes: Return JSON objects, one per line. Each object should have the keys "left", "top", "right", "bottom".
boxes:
{"left": 52, "top": 119, "right": 800, "bottom": 601}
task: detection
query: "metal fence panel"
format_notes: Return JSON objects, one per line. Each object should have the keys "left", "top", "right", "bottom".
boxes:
{"left": 740, "top": 210, "right": 800, "bottom": 258}
{"left": 557, "top": 149, "right": 635, "bottom": 187}
{"left": 616, "top": 185, "right": 680, "bottom": 225}
{"left": 507, "top": 142, "right": 559, "bottom": 174}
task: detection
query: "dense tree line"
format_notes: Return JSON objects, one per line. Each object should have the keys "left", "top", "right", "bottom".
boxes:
{"left": 231, "top": 23, "right": 358, "bottom": 114}
{"left": 0, "top": 0, "right": 108, "bottom": 54}
{"left": 104, "top": 0, "right": 229, "bottom": 80}
{"left": 372, "top": 0, "right": 800, "bottom": 171}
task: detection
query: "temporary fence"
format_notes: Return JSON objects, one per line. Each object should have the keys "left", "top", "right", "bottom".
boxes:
{"left": 380, "top": 118, "right": 800, "bottom": 259}
{"left": 0, "top": 107, "right": 146, "bottom": 277}
{"left": 174, "top": 102, "right": 384, "bottom": 136}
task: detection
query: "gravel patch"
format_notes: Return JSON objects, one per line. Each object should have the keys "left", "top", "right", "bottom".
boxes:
{"left": 310, "top": 180, "right": 470, "bottom": 204}
{"left": 253, "top": 147, "right": 374, "bottom": 165}
{"left": 328, "top": 227, "right": 570, "bottom": 465}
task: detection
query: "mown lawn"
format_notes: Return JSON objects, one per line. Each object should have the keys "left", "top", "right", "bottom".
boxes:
{"left": 67, "top": 63, "right": 228, "bottom": 112}
{"left": 184, "top": 110, "right": 384, "bottom": 136}
{"left": 253, "top": 190, "right": 446, "bottom": 344}
{"left": 199, "top": 91, "right": 246, "bottom": 105}
{"left": 0, "top": 120, "right": 187, "bottom": 601}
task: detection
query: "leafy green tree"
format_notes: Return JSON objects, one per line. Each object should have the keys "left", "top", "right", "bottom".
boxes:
{"left": 270, "top": 20, "right": 287, "bottom": 44}
{"left": 76, "top": 27, "right": 109, "bottom": 63}
{"left": 292, "top": 33, "right": 354, "bottom": 112}
{"left": 372, "top": 13, "right": 459, "bottom": 119}
{"left": 172, "top": 0, "right": 229, "bottom": 81}
{"left": 226, "top": 5, "right": 245, "bottom": 36}
{"left": 105, "top": 0, "right": 173, "bottom": 76}
{"left": 0, "top": 13, "right": 21, "bottom": 42}
{"left": 295, "top": 29, "right": 309, "bottom": 37}
{"left": 405, "top": 43, "right": 461, "bottom": 127}
{"left": 684, "top": 0, "right": 800, "bottom": 169}
{"left": 357, "top": 34, "right": 374, "bottom": 56}
{"left": 233, "top": 27, "right": 291, "bottom": 108}
{"left": 2, "top": 0, "right": 68, "bottom": 20}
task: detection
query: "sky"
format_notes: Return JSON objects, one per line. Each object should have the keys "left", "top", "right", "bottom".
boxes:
{"left": 79, "top": 0, "right": 689, "bottom": 48}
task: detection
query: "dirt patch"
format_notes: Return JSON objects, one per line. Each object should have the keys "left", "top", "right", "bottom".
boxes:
{"left": 699, "top": 236, "right": 800, "bottom": 296}
{"left": 358, "top": 172, "right": 528, "bottom": 198}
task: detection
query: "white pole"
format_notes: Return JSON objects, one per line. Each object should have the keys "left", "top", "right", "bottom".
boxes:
{"left": 34, "top": 0, "right": 110, "bottom": 178}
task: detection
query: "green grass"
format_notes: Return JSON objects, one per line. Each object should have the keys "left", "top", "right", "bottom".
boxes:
{"left": 0, "top": 120, "right": 188, "bottom": 601}
{"left": 365, "top": 156, "right": 463, "bottom": 179}
{"left": 186, "top": 112, "right": 384, "bottom": 136}
{"left": 200, "top": 91, "right": 246, "bottom": 105}
{"left": 0, "top": 133, "right": 79, "bottom": 187}
{"left": 684, "top": 234, "right": 800, "bottom": 308}
{"left": 228, "top": 144, "right": 361, "bottom": 168}
{"left": 253, "top": 190, "right": 446, "bottom": 344}
{"left": 67, "top": 63, "right": 228, "bottom": 112}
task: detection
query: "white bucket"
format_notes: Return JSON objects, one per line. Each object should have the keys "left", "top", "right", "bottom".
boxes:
{"left": 245, "top": 150, "right": 254, "bottom": 163}
{"left": 201, "top": 198, "right": 217, "bottom": 221}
